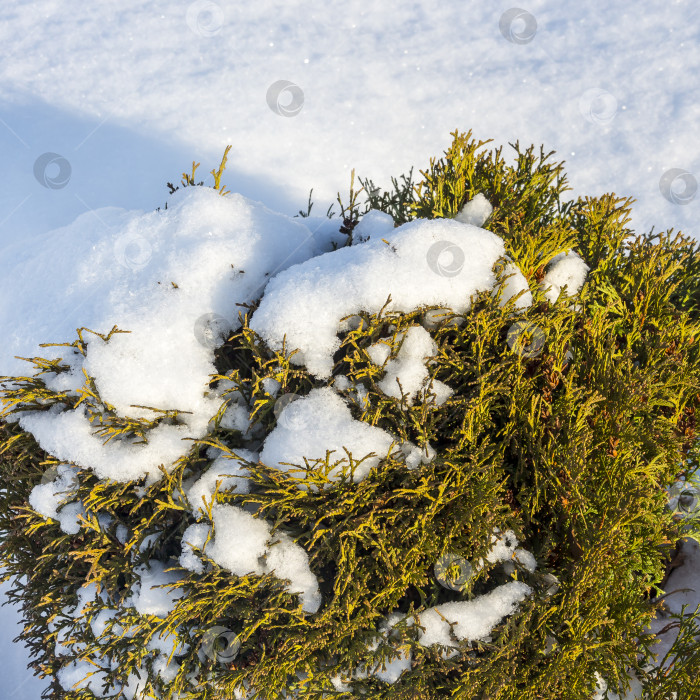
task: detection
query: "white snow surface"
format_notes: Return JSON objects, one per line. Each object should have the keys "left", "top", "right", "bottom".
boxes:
{"left": 130, "top": 560, "right": 185, "bottom": 618}
{"left": 593, "top": 671, "right": 645, "bottom": 700}
{"left": 647, "top": 537, "right": 700, "bottom": 665}
{"left": 375, "top": 325, "right": 453, "bottom": 406}
{"left": 28, "top": 464, "right": 84, "bottom": 534}
{"left": 331, "top": 580, "right": 533, "bottom": 688}
{"left": 186, "top": 449, "right": 257, "bottom": 515}
{"left": 0, "top": 1, "right": 696, "bottom": 251}
{"left": 540, "top": 249, "right": 590, "bottom": 303}
{"left": 367, "top": 339, "right": 392, "bottom": 366}
{"left": 660, "top": 538, "right": 700, "bottom": 620}
{"left": 179, "top": 522, "right": 210, "bottom": 575}
{"left": 351, "top": 209, "right": 395, "bottom": 245}
{"left": 475, "top": 529, "right": 538, "bottom": 576}
{"left": 497, "top": 261, "right": 534, "bottom": 309}
{"left": 455, "top": 193, "right": 494, "bottom": 227}
{"left": 57, "top": 660, "right": 109, "bottom": 695}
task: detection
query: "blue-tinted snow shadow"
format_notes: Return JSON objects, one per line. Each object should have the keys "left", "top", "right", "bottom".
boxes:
{"left": 0, "top": 94, "right": 309, "bottom": 697}
{"left": 0, "top": 94, "right": 305, "bottom": 252}
{"left": 0, "top": 579, "right": 48, "bottom": 699}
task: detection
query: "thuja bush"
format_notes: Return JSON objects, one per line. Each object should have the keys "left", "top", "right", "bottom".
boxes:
{"left": 1, "top": 131, "right": 700, "bottom": 700}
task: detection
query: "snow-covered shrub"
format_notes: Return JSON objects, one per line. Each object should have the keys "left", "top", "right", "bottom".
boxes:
{"left": 1, "top": 132, "right": 700, "bottom": 699}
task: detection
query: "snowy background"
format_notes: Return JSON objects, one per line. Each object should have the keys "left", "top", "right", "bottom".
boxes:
{"left": 1, "top": 1, "right": 698, "bottom": 696}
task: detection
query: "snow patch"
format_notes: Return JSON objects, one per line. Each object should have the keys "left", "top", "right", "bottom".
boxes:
{"left": 540, "top": 250, "right": 590, "bottom": 303}
{"left": 415, "top": 580, "right": 532, "bottom": 650}
{"left": 129, "top": 560, "right": 185, "bottom": 618}
{"left": 454, "top": 193, "right": 493, "bottom": 227}
{"left": 183, "top": 504, "right": 321, "bottom": 614}
{"left": 250, "top": 217, "right": 528, "bottom": 378}
{"left": 12, "top": 188, "right": 319, "bottom": 483}
{"left": 186, "top": 450, "right": 257, "bottom": 515}
{"left": 28, "top": 464, "right": 84, "bottom": 534}
{"left": 260, "top": 387, "right": 397, "bottom": 487}
{"left": 375, "top": 326, "right": 453, "bottom": 406}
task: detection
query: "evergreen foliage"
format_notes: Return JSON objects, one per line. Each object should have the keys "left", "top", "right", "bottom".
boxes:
{"left": 1, "top": 132, "right": 699, "bottom": 699}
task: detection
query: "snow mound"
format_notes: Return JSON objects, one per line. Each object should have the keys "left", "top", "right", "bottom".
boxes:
{"left": 250, "top": 216, "right": 531, "bottom": 379}
{"left": 351, "top": 209, "right": 395, "bottom": 244}
{"left": 11, "top": 187, "right": 320, "bottom": 483}
{"left": 260, "top": 387, "right": 397, "bottom": 487}
{"left": 454, "top": 193, "right": 493, "bottom": 227}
